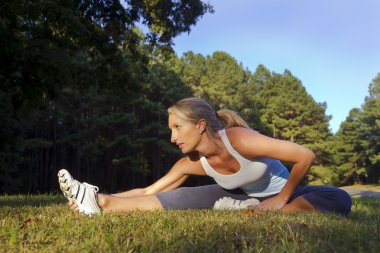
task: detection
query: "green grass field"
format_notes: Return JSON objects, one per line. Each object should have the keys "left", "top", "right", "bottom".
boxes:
{"left": 1, "top": 194, "right": 379, "bottom": 252}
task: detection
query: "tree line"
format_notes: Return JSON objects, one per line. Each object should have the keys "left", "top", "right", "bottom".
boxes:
{"left": 0, "top": 0, "right": 379, "bottom": 194}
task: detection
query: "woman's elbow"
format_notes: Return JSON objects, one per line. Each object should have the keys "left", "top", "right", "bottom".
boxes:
{"left": 305, "top": 149, "right": 316, "bottom": 165}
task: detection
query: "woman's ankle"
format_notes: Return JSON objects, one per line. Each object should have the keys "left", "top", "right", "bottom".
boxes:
{"left": 97, "top": 193, "right": 108, "bottom": 210}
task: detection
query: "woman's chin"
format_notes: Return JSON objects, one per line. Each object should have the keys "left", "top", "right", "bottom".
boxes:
{"left": 181, "top": 147, "right": 192, "bottom": 154}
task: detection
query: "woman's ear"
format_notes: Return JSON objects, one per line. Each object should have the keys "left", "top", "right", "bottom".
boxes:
{"left": 197, "top": 119, "right": 207, "bottom": 133}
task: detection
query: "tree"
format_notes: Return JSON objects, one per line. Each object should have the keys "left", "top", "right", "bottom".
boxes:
{"left": 128, "top": 0, "right": 213, "bottom": 53}
{"left": 361, "top": 73, "right": 380, "bottom": 181}
{"left": 334, "top": 108, "right": 368, "bottom": 184}
{"left": 248, "top": 68, "right": 332, "bottom": 165}
{"left": 333, "top": 73, "right": 380, "bottom": 185}
{"left": 0, "top": 0, "right": 213, "bottom": 193}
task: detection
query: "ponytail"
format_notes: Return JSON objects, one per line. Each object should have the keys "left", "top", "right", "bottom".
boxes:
{"left": 217, "top": 109, "right": 249, "bottom": 129}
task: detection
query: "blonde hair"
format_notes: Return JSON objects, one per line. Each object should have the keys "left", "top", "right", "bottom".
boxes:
{"left": 168, "top": 98, "right": 249, "bottom": 138}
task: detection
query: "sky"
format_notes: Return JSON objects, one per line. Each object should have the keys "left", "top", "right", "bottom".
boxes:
{"left": 171, "top": 0, "right": 380, "bottom": 133}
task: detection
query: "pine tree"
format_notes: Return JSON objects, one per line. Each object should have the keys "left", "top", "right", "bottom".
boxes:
{"left": 334, "top": 73, "right": 380, "bottom": 184}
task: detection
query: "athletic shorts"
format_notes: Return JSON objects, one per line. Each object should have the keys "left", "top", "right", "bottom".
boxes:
{"left": 156, "top": 184, "right": 352, "bottom": 216}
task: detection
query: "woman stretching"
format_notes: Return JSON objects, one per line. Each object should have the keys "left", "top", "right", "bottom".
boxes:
{"left": 58, "top": 97, "right": 352, "bottom": 216}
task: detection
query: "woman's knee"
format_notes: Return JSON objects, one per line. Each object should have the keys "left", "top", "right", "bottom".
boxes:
{"left": 292, "top": 186, "right": 352, "bottom": 216}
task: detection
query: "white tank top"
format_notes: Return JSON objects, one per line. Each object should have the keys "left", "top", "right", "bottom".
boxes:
{"left": 200, "top": 129, "right": 289, "bottom": 197}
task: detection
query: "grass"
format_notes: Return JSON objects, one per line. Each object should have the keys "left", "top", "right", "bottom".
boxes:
{"left": 1, "top": 194, "right": 380, "bottom": 252}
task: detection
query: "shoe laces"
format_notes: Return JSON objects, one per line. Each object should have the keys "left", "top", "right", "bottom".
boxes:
{"left": 83, "top": 182, "right": 99, "bottom": 193}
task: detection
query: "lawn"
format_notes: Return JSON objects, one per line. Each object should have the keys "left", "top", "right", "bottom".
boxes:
{"left": 0, "top": 194, "right": 379, "bottom": 252}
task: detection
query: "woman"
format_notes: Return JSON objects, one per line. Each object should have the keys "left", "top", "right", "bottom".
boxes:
{"left": 58, "top": 97, "right": 352, "bottom": 216}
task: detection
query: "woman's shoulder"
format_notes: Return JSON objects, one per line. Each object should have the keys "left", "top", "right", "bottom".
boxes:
{"left": 225, "top": 126, "right": 258, "bottom": 147}
{"left": 224, "top": 127, "right": 266, "bottom": 158}
{"left": 225, "top": 127, "right": 259, "bottom": 139}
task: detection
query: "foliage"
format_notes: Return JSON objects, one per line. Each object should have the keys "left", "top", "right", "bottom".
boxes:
{"left": 307, "top": 166, "right": 339, "bottom": 186}
{"left": 250, "top": 67, "right": 332, "bottom": 164}
{"left": 0, "top": 0, "right": 211, "bottom": 193}
{"left": 129, "top": 0, "right": 214, "bottom": 52}
{"left": 333, "top": 73, "right": 380, "bottom": 185}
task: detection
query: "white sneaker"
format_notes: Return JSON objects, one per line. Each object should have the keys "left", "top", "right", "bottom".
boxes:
{"left": 213, "top": 197, "right": 260, "bottom": 210}
{"left": 58, "top": 169, "right": 101, "bottom": 216}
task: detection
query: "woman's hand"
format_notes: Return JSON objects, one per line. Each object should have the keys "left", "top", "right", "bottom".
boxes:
{"left": 68, "top": 201, "right": 80, "bottom": 213}
{"left": 253, "top": 195, "right": 287, "bottom": 210}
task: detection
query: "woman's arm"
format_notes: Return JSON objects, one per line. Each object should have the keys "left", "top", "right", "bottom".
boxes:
{"left": 112, "top": 155, "right": 205, "bottom": 198}
{"left": 229, "top": 127, "right": 316, "bottom": 209}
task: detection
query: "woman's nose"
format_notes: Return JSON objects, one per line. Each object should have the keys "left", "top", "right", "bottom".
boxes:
{"left": 171, "top": 131, "right": 176, "bottom": 143}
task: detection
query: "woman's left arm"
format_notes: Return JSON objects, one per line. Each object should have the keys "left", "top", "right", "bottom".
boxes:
{"left": 230, "top": 128, "right": 316, "bottom": 210}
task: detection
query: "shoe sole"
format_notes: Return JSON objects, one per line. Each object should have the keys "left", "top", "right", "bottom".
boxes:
{"left": 58, "top": 169, "right": 75, "bottom": 201}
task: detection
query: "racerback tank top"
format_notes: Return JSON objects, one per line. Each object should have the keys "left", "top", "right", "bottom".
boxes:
{"left": 200, "top": 129, "right": 289, "bottom": 197}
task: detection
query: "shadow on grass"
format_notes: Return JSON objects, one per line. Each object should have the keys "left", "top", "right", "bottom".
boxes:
{"left": 349, "top": 211, "right": 380, "bottom": 221}
{"left": 348, "top": 197, "right": 380, "bottom": 221}
{"left": 0, "top": 193, "right": 66, "bottom": 207}
{"left": 352, "top": 197, "right": 380, "bottom": 209}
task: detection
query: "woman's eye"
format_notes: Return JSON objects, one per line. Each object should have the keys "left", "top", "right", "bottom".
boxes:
{"left": 175, "top": 125, "right": 181, "bottom": 129}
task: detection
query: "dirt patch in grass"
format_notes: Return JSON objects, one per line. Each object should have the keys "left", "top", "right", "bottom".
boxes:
{"left": 340, "top": 185, "right": 380, "bottom": 198}
{"left": 340, "top": 184, "right": 380, "bottom": 192}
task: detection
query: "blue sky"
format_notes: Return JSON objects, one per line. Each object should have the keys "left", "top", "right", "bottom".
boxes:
{"left": 171, "top": 0, "right": 380, "bottom": 133}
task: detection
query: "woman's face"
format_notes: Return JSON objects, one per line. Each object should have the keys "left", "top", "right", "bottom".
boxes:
{"left": 168, "top": 113, "right": 201, "bottom": 154}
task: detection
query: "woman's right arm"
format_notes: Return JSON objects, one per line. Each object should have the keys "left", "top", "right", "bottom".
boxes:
{"left": 112, "top": 155, "right": 205, "bottom": 197}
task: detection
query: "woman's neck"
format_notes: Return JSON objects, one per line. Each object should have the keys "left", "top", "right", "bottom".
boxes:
{"left": 196, "top": 132, "right": 225, "bottom": 158}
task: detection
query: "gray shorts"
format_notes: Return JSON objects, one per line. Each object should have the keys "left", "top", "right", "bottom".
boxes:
{"left": 156, "top": 184, "right": 352, "bottom": 216}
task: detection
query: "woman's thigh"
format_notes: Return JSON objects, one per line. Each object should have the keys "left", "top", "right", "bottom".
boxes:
{"left": 156, "top": 184, "right": 251, "bottom": 209}
{"left": 288, "top": 186, "right": 352, "bottom": 216}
